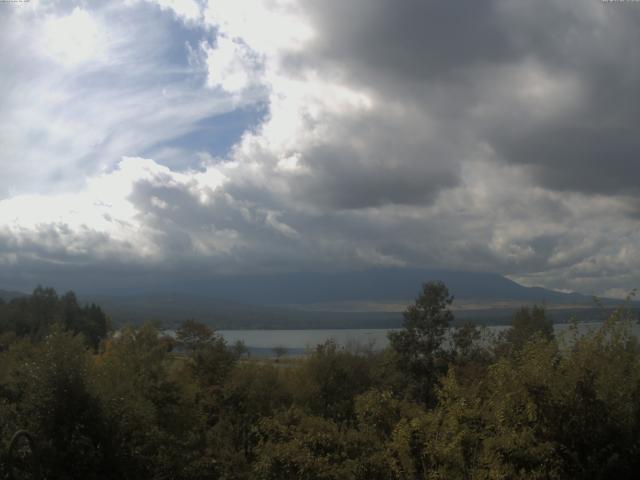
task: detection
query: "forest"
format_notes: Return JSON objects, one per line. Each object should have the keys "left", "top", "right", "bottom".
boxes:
{"left": 1, "top": 282, "right": 639, "bottom": 479}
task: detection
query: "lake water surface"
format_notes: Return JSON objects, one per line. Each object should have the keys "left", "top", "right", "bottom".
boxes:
{"left": 219, "top": 322, "right": 640, "bottom": 357}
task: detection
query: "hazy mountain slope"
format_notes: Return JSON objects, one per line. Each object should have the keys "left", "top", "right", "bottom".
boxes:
{"left": 5, "top": 269, "right": 625, "bottom": 329}
{"left": 77, "top": 269, "right": 618, "bottom": 328}
{"left": 0, "top": 289, "right": 26, "bottom": 302}
{"left": 81, "top": 292, "right": 402, "bottom": 329}
{"left": 177, "top": 268, "right": 593, "bottom": 306}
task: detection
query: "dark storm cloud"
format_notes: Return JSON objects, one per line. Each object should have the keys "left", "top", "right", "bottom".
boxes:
{"left": 287, "top": 0, "right": 640, "bottom": 200}
{"left": 297, "top": 143, "right": 455, "bottom": 209}
{"left": 299, "top": 0, "right": 515, "bottom": 83}
{"left": 483, "top": 2, "right": 640, "bottom": 197}
{"left": 126, "top": 175, "right": 320, "bottom": 272}
{"left": 289, "top": 110, "right": 461, "bottom": 209}
{"left": 493, "top": 125, "right": 640, "bottom": 195}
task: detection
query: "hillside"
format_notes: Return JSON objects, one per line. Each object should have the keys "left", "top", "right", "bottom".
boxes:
{"left": 3, "top": 269, "right": 629, "bottom": 329}
{"left": 0, "top": 289, "right": 26, "bottom": 302}
{"left": 100, "top": 268, "right": 594, "bottom": 307}
{"left": 78, "top": 269, "right": 626, "bottom": 329}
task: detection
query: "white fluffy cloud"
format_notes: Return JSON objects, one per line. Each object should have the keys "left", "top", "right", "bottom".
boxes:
{"left": 1, "top": 0, "right": 640, "bottom": 297}
{"left": 151, "top": 0, "right": 203, "bottom": 22}
{"left": 203, "top": 35, "right": 262, "bottom": 94}
{"left": 43, "top": 7, "right": 105, "bottom": 65}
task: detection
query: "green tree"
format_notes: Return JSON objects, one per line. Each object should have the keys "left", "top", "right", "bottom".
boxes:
{"left": 272, "top": 345, "right": 288, "bottom": 361}
{"left": 60, "top": 292, "right": 109, "bottom": 350}
{"left": 254, "top": 408, "right": 395, "bottom": 480}
{"left": 174, "top": 319, "right": 239, "bottom": 388}
{"left": 500, "top": 305, "right": 554, "bottom": 354}
{"left": 0, "top": 287, "right": 109, "bottom": 350}
{"left": 451, "top": 321, "right": 481, "bottom": 360}
{"left": 206, "top": 364, "right": 291, "bottom": 479}
{"left": 388, "top": 281, "right": 454, "bottom": 404}
{"left": 92, "top": 323, "right": 207, "bottom": 479}
{"left": 7, "top": 327, "right": 110, "bottom": 479}
{"left": 176, "top": 319, "right": 216, "bottom": 352}
{"left": 80, "top": 302, "right": 109, "bottom": 350}
{"left": 291, "top": 339, "right": 374, "bottom": 424}
{"left": 393, "top": 308, "right": 640, "bottom": 480}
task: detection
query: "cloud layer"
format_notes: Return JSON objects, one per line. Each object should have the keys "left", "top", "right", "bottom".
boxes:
{"left": 1, "top": 0, "right": 639, "bottom": 297}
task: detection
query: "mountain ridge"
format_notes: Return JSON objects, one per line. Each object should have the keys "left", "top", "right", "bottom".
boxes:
{"left": 0, "top": 289, "right": 27, "bottom": 302}
{"left": 144, "top": 268, "right": 598, "bottom": 306}
{"left": 2, "top": 270, "right": 632, "bottom": 329}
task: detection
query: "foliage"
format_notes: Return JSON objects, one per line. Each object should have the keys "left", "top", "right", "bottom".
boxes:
{"left": 500, "top": 305, "right": 554, "bottom": 354}
{"left": 1, "top": 283, "right": 640, "bottom": 479}
{"left": 388, "top": 281, "right": 454, "bottom": 404}
{"left": 253, "top": 407, "right": 395, "bottom": 480}
{"left": 0, "top": 286, "right": 109, "bottom": 349}
{"left": 176, "top": 319, "right": 217, "bottom": 352}
{"left": 174, "top": 318, "right": 240, "bottom": 389}
{"left": 289, "top": 340, "right": 377, "bottom": 424}
{"left": 0, "top": 327, "right": 109, "bottom": 479}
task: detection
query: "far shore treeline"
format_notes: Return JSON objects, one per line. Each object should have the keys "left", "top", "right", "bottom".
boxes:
{"left": 1, "top": 282, "right": 640, "bottom": 479}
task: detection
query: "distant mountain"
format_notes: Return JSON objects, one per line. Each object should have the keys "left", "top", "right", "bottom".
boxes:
{"left": 80, "top": 292, "right": 402, "bottom": 330}
{"left": 4, "top": 269, "right": 629, "bottom": 329}
{"left": 76, "top": 269, "right": 625, "bottom": 329}
{"left": 0, "top": 289, "right": 26, "bottom": 302}
{"left": 171, "top": 268, "right": 596, "bottom": 306}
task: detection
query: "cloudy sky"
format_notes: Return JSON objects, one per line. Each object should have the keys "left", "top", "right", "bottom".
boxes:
{"left": 1, "top": 0, "right": 639, "bottom": 297}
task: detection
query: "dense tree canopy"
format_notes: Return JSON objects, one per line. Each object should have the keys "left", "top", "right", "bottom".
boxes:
{"left": 388, "top": 281, "right": 454, "bottom": 404}
{"left": 1, "top": 284, "right": 639, "bottom": 479}
{"left": 0, "top": 286, "right": 108, "bottom": 350}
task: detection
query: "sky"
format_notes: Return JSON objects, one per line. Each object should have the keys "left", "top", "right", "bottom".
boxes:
{"left": 1, "top": 0, "right": 639, "bottom": 298}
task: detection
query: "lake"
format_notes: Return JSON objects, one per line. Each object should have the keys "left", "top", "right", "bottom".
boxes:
{"left": 218, "top": 321, "right": 640, "bottom": 357}
{"left": 219, "top": 328, "right": 393, "bottom": 356}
